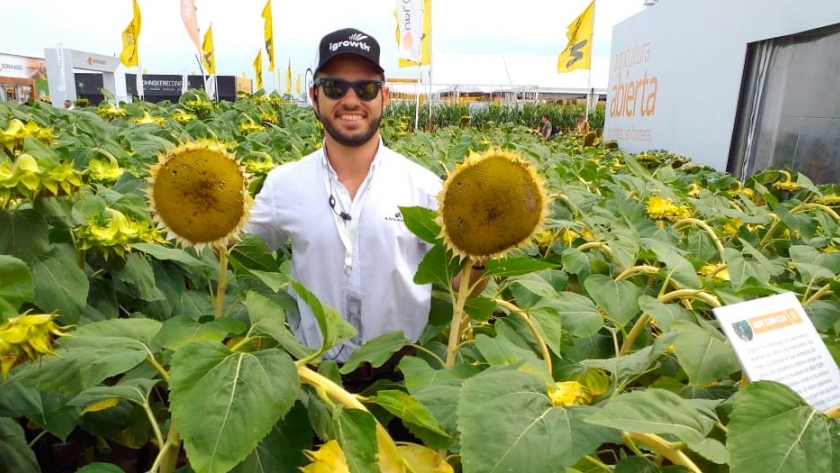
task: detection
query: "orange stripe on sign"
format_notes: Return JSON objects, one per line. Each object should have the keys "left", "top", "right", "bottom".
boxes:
{"left": 748, "top": 309, "right": 803, "bottom": 334}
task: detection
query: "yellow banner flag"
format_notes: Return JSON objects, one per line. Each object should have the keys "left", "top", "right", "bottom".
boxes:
{"left": 202, "top": 25, "right": 216, "bottom": 74}
{"left": 296, "top": 73, "right": 302, "bottom": 96}
{"left": 557, "top": 1, "right": 595, "bottom": 73}
{"left": 261, "top": 0, "right": 275, "bottom": 70}
{"left": 394, "top": 0, "right": 431, "bottom": 68}
{"left": 254, "top": 51, "right": 263, "bottom": 91}
{"left": 119, "top": 0, "right": 142, "bottom": 67}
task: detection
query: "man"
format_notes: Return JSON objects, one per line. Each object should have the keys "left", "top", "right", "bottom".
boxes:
{"left": 576, "top": 114, "right": 591, "bottom": 134}
{"left": 540, "top": 114, "right": 553, "bottom": 140}
{"left": 63, "top": 100, "right": 74, "bottom": 110}
{"left": 246, "top": 28, "right": 466, "bottom": 372}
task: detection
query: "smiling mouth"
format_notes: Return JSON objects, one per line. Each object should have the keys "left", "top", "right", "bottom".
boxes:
{"left": 338, "top": 113, "right": 364, "bottom": 122}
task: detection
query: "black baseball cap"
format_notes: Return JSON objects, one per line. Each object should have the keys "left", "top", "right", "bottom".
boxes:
{"left": 314, "top": 28, "right": 384, "bottom": 74}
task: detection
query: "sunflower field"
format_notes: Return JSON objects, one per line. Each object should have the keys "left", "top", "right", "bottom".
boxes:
{"left": 2, "top": 92, "right": 840, "bottom": 473}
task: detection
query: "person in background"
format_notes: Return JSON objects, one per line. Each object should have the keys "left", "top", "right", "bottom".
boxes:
{"left": 63, "top": 100, "right": 74, "bottom": 110}
{"left": 245, "top": 27, "right": 486, "bottom": 392}
{"left": 576, "top": 114, "right": 591, "bottom": 134}
{"left": 540, "top": 114, "right": 553, "bottom": 140}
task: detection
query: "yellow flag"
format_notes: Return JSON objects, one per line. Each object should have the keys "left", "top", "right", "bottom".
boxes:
{"left": 254, "top": 51, "right": 263, "bottom": 91}
{"left": 394, "top": 0, "right": 431, "bottom": 68}
{"left": 285, "top": 59, "right": 292, "bottom": 95}
{"left": 119, "top": 0, "right": 142, "bottom": 67}
{"left": 261, "top": 0, "right": 275, "bottom": 70}
{"left": 296, "top": 73, "right": 302, "bottom": 96}
{"left": 557, "top": 1, "right": 595, "bottom": 73}
{"left": 202, "top": 25, "right": 216, "bottom": 74}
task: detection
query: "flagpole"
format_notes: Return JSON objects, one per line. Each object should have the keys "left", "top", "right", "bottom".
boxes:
{"left": 427, "top": 0, "right": 434, "bottom": 132}
{"left": 585, "top": 0, "right": 595, "bottom": 121}
{"left": 414, "top": 65, "right": 422, "bottom": 131}
{"left": 585, "top": 70, "right": 592, "bottom": 120}
{"left": 136, "top": 64, "right": 144, "bottom": 102}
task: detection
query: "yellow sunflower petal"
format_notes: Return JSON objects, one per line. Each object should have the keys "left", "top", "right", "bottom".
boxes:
{"left": 547, "top": 381, "right": 592, "bottom": 407}
{"left": 301, "top": 440, "right": 350, "bottom": 473}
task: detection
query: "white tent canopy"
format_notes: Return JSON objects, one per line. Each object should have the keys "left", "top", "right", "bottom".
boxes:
{"left": 387, "top": 53, "right": 610, "bottom": 96}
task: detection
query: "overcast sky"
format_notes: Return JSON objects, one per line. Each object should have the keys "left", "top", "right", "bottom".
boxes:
{"left": 2, "top": 0, "right": 646, "bottom": 91}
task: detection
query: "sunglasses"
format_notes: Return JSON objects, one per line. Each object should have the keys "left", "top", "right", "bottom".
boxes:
{"left": 314, "top": 78, "right": 383, "bottom": 101}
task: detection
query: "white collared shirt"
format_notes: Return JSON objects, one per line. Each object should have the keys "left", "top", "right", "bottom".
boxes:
{"left": 244, "top": 140, "right": 442, "bottom": 361}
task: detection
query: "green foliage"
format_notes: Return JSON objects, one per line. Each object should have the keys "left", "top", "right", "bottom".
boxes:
{"left": 385, "top": 101, "right": 605, "bottom": 131}
{"left": 1, "top": 94, "right": 840, "bottom": 472}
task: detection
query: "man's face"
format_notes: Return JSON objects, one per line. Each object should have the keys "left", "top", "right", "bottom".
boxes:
{"left": 310, "top": 55, "right": 389, "bottom": 147}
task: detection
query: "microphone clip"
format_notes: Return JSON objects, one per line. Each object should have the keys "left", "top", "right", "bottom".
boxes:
{"left": 328, "top": 194, "right": 352, "bottom": 221}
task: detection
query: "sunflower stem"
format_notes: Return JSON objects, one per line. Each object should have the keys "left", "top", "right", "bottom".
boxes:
{"left": 805, "top": 279, "right": 837, "bottom": 305}
{"left": 142, "top": 398, "right": 165, "bottom": 455}
{"left": 619, "top": 313, "right": 651, "bottom": 356}
{"left": 408, "top": 343, "right": 446, "bottom": 368}
{"left": 214, "top": 246, "right": 229, "bottom": 319}
{"left": 658, "top": 289, "right": 721, "bottom": 308}
{"left": 494, "top": 299, "right": 552, "bottom": 374}
{"left": 615, "top": 265, "right": 660, "bottom": 281}
{"left": 445, "top": 266, "right": 473, "bottom": 368}
{"left": 758, "top": 213, "right": 783, "bottom": 250}
{"left": 673, "top": 218, "right": 726, "bottom": 259}
{"left": 581, "top": 454, "right": 613, "bottom": 472}
{"left": 297, "top": 364, "right": 403, "bottom": 468}
{"left": 145, "top": 355, "right": 170, "bottom": 384}
{"left": 26, "top": 429, "right": 48, "bottom": 449}
{"left": 153, "top": 421, "right": 181, "bottom": 473}
{"left": 624, "top": 432, "right": 702, "bottom": 473}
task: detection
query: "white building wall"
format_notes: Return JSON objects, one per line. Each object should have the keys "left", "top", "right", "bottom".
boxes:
{"left": 604, "top": 0, "right": 840, "bottom": 170}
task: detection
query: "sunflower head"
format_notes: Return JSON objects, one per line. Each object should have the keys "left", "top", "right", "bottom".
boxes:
{"left": 547, "top": 381, "right": 592, "bottom": 407}
{"left": 1, "top": 312, "right": 70, "bottom": 381}
{"left": 645, "top": 195, "right": 690, "bottom": 222}
{"left": 300, "top": 440, "right": 350, "bottom": 473}
{"left": 583, "top": 131, "right": 597, "bottom": 148}
{"left": 436, "top": 148, "right": 549, "bottom": 262}
{"left": 818, "top": 193, "right": 840, "bottom": 206}
{"left": 146, "top": 140, "right": 253, "bottom": 250}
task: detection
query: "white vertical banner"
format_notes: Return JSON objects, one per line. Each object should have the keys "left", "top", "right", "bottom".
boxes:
{"left": 395, "top": 0, "right": 422, "bottom": 63}
{"left": 136, "top": 66, "right": 144, "bottom": 100}
{"left": 206, "top": 75, "right": 217, "bottom": 101}
{"left": 56, "top": 42, "right": 65, "bottom": 92}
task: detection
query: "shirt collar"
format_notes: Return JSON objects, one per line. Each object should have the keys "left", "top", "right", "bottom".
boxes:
{"left": 320, "top": 136, "right": 386, "bottom": 177}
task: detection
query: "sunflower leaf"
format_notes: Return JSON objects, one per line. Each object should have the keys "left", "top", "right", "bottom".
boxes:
{"left": 291, "top": 280, "right": 356, "bottom": 356}
{"left": 333, "top": 406, "right": 380, "bottom": 473}
{"left": 0, "top": 418, "right": 39, "bottom": 473}
{"left": 458, "top": 369, "right": 618, "bottom": 472}
{"left": 169, "top": 342, "right": 299, "bottom": 473}
{"left": 400, "top": 205, "right": 440, "bottom": 244}
{"left": 728, "top": 380, "right": 840, "bottom": 472}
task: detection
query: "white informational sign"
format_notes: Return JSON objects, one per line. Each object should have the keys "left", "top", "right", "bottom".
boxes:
{"left": 713, "top": 292, "right": 840, "bottom": 412}
{"left": 70, "top": 50, "right": 120, "bottom": 72}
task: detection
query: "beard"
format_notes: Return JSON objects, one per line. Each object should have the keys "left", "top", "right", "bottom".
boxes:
{"left": 320, "top": 110, "right": 383, "bottom": 147}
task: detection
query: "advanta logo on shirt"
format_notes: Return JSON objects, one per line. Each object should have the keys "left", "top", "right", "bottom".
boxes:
{"left": 329, "top": 33, "right": 371, "bottom": 52}
{"left": 384, "top": 212, "right": 404, "bottom": 222}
